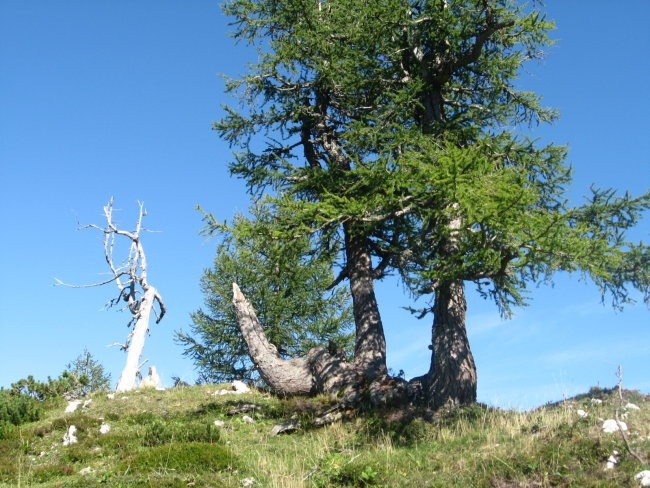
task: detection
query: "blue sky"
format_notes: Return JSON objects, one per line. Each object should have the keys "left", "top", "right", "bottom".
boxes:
{"left": 1, "top": 1, "right": 648, "bottom": 409}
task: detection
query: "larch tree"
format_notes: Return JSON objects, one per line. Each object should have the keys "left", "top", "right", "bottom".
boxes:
{"left": 57, "top": 199, "right": 166, "bottom": 392}
{"left": 215, "top": 0, "right": 649, "bottom": 408}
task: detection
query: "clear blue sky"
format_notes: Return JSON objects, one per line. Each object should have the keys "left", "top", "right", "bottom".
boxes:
{"left": 1, "top": 1, "right": 648, "bottom": 409}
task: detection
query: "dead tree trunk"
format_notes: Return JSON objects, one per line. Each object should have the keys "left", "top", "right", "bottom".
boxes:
{"left": 57, "top": 199, "right": 165, "bottom": 393}
{"left": 232, "top": 283, "right": 355, "bottom": 396}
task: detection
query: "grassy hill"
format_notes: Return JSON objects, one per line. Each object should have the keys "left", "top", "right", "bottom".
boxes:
{"left": 1, "top": 384, "right": 648, "bottom": 487}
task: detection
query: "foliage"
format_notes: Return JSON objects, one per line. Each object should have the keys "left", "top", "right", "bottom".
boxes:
{"left": 0, "top": 389, "right": 42, "bottom": 439}
{"left": 10, "top": 350, "right": 111, "bottom": 401}
{"left": 66, "top": 348, "right": 112, "bottom": 395}
{"left": 216, "top": 0, "right": 649, "bottom": 320}
{"left": 177, "top": 203, "right": 354, "bottom": 383}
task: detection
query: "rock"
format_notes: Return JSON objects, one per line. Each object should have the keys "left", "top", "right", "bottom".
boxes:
{"left": 590, "top": 398, "right": 603, "bottom": 405}
{"left": 602, "top": 419, "right": 628, "bottom": 433}
{"left": 106, "top": 393, "right": 115, "bottom": 400}
{"left": 99, "top": 423, "right": 111, "bottom": 434}
{"left": 79, "top": 467, "right": 94, "bottom": 476}
{"left": 270, "top": 419, "right": 300, "bottom": 436}
{"left": 636, "top": 470, "right": 650, "bottom": 487}
{"left": 242, "top": 415, "right": 255, "bottom": 424}
{"left": 82, "top": 399, "right": 92, "bottom": 409}
{"left": 213, "top": 420, "right": 225, "bottom": 428}
{"left": 241, "top": 478, "right": 256, "bottom": 487}
{"left": 313, "top": 411, "right": 343, "bottom": 427}
{"left": 228, "top": 404, "right": 260, "bottom": 415}
{"left": 139, "top": 366, "right": 162, "bottom": 389}
{"left": 626, "top": 402, "right": 641, "bottom": 411}
{"left": 65, "top": 400, "right": 82, "bottom": 413}
{"left": 232, "top": 380, "right": 251, "bottom": 393}
{"left": 63, "top": 425, "right": 78, "bottom": 446}
{"left": 604, "top": 450, "right": 619, "bottom": 470}
{"left": 576, "top": 409, "right": 588, "bottom": 418}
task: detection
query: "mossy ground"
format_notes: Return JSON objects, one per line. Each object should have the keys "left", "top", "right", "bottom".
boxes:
{"left": 0, "top": 385, "right": 648, "bottom": 487}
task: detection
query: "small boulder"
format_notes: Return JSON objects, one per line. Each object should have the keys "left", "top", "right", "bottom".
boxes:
{"left": 576, "top": 409, "right": 588, "bottom": 418}
{"left": 99, "top": 423, "right": 111, "bottom": 434}
{"left": 635, "top": 470, "right": 650, "bottom": 487}
{"left": 65, "top": 400, "right": 82, "bottom": 413}
{"left": 63, "top": 425, "right": 78, "bottom": 446}
{"left": 602, "top": 419, "right": 627, "bottom": 434}
{"left": 232, "top": 380, "right": 251, "bottom": 394}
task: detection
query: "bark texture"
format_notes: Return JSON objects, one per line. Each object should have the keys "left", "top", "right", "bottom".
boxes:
{"left": 426, "top": 281, "right": 477, "bottom": 409}
{"left": 344, "top": 224, "right": 388, "bottom": 382}
{"left": 232, "top": 283, "right": 355, "bottom": 396}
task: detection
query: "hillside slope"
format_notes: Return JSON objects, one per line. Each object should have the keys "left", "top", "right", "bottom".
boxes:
{"left": 1, "top": 384, "right": 648, "bottom": 487}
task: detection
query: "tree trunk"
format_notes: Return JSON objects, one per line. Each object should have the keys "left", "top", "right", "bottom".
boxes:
{"left": 425, "top": 281, "right": 477, "bottom": 409}
{"left": 344, "top": 223, "right": 388, "bottom": 381}
{"left": 232, "top": 283, "right": 355, "bottom": 396}
{"left": 116, "top": 287, "right": 157, "bottom": 392}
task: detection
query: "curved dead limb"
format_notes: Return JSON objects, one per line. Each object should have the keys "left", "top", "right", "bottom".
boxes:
{"left": 232, "top": 283, "right": 355, "bottom": 396}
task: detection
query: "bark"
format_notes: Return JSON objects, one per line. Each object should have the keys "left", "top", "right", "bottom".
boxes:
{"left": 425, "top": 281, "right": 477, "bottom": 409}
{"left": 232, "top": 283, "right": 355, "bottom": 396}
{"left": 344, "top": 223, "right": 388, "bottom": 381}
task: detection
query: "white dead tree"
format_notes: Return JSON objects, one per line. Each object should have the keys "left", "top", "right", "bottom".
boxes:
{"left": 57, "top": 199, "right": 166, "bottom": 392}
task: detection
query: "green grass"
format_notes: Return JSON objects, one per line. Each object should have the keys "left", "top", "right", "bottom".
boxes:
{"left": 0, "top": 385, "right": 648, "bottom": 487}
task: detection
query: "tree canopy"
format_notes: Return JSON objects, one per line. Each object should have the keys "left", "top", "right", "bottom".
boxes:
{"left": 214, "top": 0, "right": 649, "bottom": 408}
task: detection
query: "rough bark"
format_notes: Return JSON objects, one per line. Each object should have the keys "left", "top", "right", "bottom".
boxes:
{"left": 232, "top": 283, "right": 355, "bottom": 396}
{"left": 344, "top": 223, "right": 388, "bottom": 381}
{"left": 425, "top": 281, "right": 477, "bottom": 409}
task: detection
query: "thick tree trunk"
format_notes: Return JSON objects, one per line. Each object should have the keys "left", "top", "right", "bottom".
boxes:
{"left": 116, "top": 287, "right": 156, "bottom": 392}
{"left": 232, "top": 283, "right": 355, "bottom": 396}
{"left": 425, "top": 281, "right": 477, "bottom": 409}
{"left": 344, "top": 223, "right": 388, "bottom": 381}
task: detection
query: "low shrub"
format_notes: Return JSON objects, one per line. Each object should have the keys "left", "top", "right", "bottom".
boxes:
{"left": 0, "top": 389, "right": 42, "bottom": 438}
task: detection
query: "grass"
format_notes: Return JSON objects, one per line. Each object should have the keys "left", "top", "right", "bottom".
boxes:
{"left": 0, "top": 385, "right": 648, "bottom": 487}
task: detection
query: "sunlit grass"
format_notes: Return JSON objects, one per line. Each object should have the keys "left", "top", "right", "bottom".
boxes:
{"left": 0, "top": 384, "right": 647, "bottom": 487}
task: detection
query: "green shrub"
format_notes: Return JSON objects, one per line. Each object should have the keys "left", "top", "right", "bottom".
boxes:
{"left": 10, "top": 350, "right": 111, "bottom": 401}
{"left": 0, "top": 389, "right": 42, "bottom": 438}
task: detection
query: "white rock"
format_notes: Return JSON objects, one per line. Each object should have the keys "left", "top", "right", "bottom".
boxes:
{"left": 62, "top": 425, "right": 78, "bottom": 446}
{"left": 242, "top": 415, "right": 255, "bottom": 424}
{"left": 635, "top": 470, "right": 650, "bottom": 487}
{"left": 605, "top": 450, "right": 619, "bottom": 470}
{"left": 82, "top": 399, "right": 92, "bottom": 409}
{"left": 65, "top": 400, "right": 82, "bottom": 413}
{"left": 214, "top": 420, "right": 225, "bottom": 428}
{"left": 576, "top": 409, "right": 588, "bottom": 418}
{"left": 602, "top": 419, "right": 628, "bottom": 433}
{"left": 590, "top": 398, "right": 603, "bottom": 405}
{"left": 232, "top": 380, "right": 251, "bottom": 394}
{"left": 626, "top": 402, "right": 641, "bottom": 411}
{"left": 99, "top": 423, "right": 111, "bottom": 434}
{"left": 106, "top": 393, "right": 115, "bottom": 400}
{"left": 241, "top": 477, "right": 256, "bottom": 487}
{"left": 79, "top": 467, "right": 94, "bottom": 476}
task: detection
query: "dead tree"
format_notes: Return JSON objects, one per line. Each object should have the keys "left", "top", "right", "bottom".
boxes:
{"left": 57, "top": 199, "right": 166, "bottom": 392}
